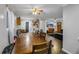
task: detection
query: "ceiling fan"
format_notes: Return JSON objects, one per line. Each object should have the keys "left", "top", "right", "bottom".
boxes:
{"left": 32, "top": 8, "right": 43, "bottom": 15}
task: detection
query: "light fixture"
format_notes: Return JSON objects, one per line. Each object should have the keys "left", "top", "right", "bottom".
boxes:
{"left": 32, "top": 8, "right": 43, "bottom": 15}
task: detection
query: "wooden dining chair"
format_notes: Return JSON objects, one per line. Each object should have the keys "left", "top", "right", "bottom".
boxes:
{"left": 32, "top": 40, "right": 52, "bottom": 54}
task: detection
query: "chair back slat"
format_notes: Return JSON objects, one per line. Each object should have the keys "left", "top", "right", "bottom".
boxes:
{"left": 32, "top": 40, "right": 52, "bottom": 54}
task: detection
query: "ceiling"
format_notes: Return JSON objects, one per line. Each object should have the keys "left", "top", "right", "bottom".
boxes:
{"left": 0, "top": 5, "right": 6, "bottom": 14}
{"left": 8, "top": 4, "right": 64, "bottom": 19}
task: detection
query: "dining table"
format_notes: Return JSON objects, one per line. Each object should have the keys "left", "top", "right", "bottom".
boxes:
{"left": 12, "top": 33, "right": 61, "bottom": 54}
{"left": 13, "top": 32, "right": 57, "bottom": 54}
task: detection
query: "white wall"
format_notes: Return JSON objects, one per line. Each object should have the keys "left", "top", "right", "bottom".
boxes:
{"left": 63, "top": 5, "right": 79, "bottom": 54}
{"left": 39, "top": 20, "right": 46, "bottom": 32}
{"left": 0, "top": 6, "right": 16, "bottom": 53}
{"left": 21, "top": 19, "right": 33, "bottom": 32}
{"left": 7, "top": 8, "right": 15, "bottom": 43}
{"left": 0, "top": 7, "right": 9, "bottom": 53}
{"left": 21, "top": 17, "right": 63, "bottom": 33}
{"left": 21, "top": 18, "right": 46, "bottom": 32}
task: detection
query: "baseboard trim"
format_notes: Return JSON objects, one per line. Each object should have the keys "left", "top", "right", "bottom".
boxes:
{"left": 62, "top": 48, "right": 72, "bottom": 54}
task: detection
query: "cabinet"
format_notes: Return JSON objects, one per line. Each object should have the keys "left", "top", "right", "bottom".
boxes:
{"left": 57, "top": 22, "right": 62, "bottom": 33}
{"left": 16, "top": 17, "right": 21, "bottom": 25}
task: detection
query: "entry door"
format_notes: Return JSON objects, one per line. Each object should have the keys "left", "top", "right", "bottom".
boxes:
{"left": 26, "top": 22, "right": 29, "bottom": 32}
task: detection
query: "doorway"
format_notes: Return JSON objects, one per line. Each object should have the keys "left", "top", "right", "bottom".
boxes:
{"left": 26, "top": 22, "right": 29, "bottom": 32}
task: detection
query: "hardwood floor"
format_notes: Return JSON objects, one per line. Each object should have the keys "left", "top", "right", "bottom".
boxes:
{"left": 13, "top": 33, "right": 62, "bottom": 54}
{"left": 46, "top": 34, "right": 62, "bottom": 54}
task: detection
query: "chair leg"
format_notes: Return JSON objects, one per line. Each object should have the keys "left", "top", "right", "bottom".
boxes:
{"left": 48, "top": 40, "right": 52, "bottom": 54}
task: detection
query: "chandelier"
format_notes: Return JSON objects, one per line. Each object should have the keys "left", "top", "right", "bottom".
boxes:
{"left": 32, "top": 8, "right": 43, "bottom": 15}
